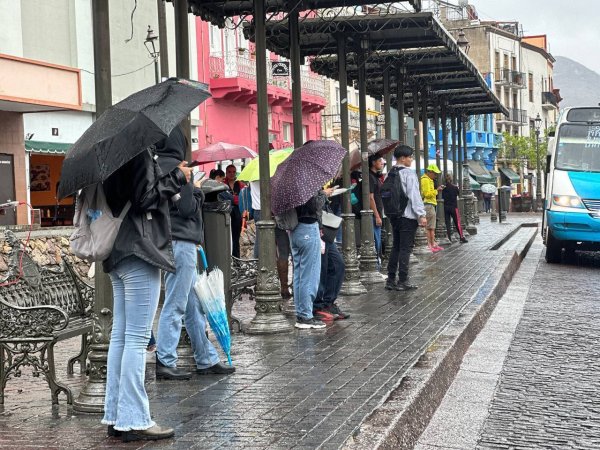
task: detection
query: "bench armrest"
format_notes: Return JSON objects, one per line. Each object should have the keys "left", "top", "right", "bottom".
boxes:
{"left": 0, "top": 298, "right": 69, "bottom": 340}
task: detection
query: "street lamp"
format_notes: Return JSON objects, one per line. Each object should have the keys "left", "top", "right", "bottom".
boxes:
{"left": 144, "top": 25, "right": 160, "bottom": 85}
{"left": 456, "top": 29, "right": 470, "bottom": 55}
{"left": 534, "top": 113, "right": 542, "bottom": 212}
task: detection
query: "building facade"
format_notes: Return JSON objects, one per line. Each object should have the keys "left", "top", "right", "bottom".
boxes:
{"left": 433, "top": 1, "right": 558, "bottom": 202}
{"left": 0, "top": 2, "right": 327, "bottom": 226}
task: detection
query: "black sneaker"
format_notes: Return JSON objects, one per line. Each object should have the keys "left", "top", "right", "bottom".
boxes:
{"left": 460, "top": 237, "right": 468, "bottom": 243}
{"left": 385, "top": 279, "right": 398, "bottom": 291}
{"left": 295, "top": 316, "right": 326, "bottom": 329}
{"left": 196, "top": 362, "right": 236, "bottom": 375}
{"left": 328, "top": 304, "right": 350, "bottom": 320}
{"left": 396, "top": 281, "right": 418, "bottom": 291}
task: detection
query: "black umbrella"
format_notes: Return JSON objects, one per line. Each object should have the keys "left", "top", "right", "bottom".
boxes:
{"left": 58, "top": 78, "right": 211, "bottom": 199}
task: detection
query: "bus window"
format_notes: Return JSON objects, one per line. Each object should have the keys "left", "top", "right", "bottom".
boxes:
{"left": 556, "top": 124, "right": 600, "bottom": 172}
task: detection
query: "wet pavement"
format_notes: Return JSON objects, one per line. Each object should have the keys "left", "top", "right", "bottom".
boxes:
{"left": 0, "top": 214, "right": 539, "bottom": 449}
{"left": 477, "top": 248, "right": 600, "bottom": 450}
{"left": 416, "top": 230, "right": 600, "bottom": 450}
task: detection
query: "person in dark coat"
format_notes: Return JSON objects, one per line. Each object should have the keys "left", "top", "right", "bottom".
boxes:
{"left": 154, "top": 127, "right": 235, "bottom": 381}
{"left": 441, "top": 174, "right": 468, "bottom": 243}
{"left": 101, "top": 132, "right": 192, "bottom": 442}
{"left": 224, "top": 164, "right": 245, "bottom": 257}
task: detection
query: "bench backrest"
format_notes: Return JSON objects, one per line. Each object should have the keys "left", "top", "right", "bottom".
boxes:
{"left": 0, "top": 234, "right": 91, "bottom": 318}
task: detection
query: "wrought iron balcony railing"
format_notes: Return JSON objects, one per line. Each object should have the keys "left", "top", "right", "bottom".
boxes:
{"left": 542, "top": 91, "right": 558, "bottom": 109}
{"left": 494, "top": 68, "right": 526, "bottom": 88}
{"left": 208, "top": 52, "right": 325, "bottom": 98}
{"left": 495, "top": 108, "right": 527, "bottom": 125}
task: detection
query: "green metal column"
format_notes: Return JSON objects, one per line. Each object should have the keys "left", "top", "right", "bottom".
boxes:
{"left": 413, "top": 85, "right": 421, "bottom": 176}
{"left": 246, "top": 0, "right": 292, "bottom": 334}
{"left": 450, "top": 114, "right": 457, "bottom": 181}
{"left": 357, "top": 43, "right": 383, "bottom": 283}
{"left": 174, "top": 0, "right": 191, "bottom": 160}
{"left": 397, "top": 66, "right": 406, "bottom": 145}
{"left": 457, "top": 113, "right": 463, "bottom": 188}
{"left": 434, "top": 99, "right": 441, "bottom": 168}
{"left": 421, "top": 89, "right": 429, "bottom": 168}
{"left": 338, "top": 35, "right": 365, "bottom": 296}
{"left": 73, "top": 0, "right": 112, "bottom": 413}
{"left": 441, "top": 102, "right": 448, "bottom": 178}
{"left": 289, "top": 9, "right": 304, "bottom": 147}
{"left": 461, "top": 114, "right": 478, "bottom": 234}
{"left": 157, "top": 0, "right": 169, "bottom": 79}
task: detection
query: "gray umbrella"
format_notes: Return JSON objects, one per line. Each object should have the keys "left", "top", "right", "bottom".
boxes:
{"left": 270, "top": 140, "right": 346, "bottom": 215}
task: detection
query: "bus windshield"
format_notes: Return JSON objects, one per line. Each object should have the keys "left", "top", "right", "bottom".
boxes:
{"left": 555, "top": 123, "right": 600, "bottom": 173}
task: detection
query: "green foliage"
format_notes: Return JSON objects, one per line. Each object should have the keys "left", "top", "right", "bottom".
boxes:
{"left": 498, "top": 130, "right": 547, "bottom": 168}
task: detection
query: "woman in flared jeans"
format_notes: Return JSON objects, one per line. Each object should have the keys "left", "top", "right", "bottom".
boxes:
{"left": 100, "top": 137, "right": 191, "bottom": 442}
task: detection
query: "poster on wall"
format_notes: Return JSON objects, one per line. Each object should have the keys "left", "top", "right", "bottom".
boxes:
{"left": 30, "top": 164, "right": 51, "bottom": 191}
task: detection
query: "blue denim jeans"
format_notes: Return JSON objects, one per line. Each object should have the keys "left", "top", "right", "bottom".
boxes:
{"left": 290, "top": 222, "right": 321, "bottom": 320}
{"left": 373, "top": 217, "right": 382, "bottom": 270}
{"left": 314, "top": 241, "right": 345, "bottom": 311}
{"left": 102, "top": 256, "right": 160, "bottom": 431}
{"left": 157, "top": 241, "right": 220, "bottom": 369}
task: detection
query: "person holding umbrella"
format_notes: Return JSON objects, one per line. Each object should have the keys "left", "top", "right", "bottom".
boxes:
{"left": 270, "top": 140, "right": 346, "bottom": 329}
{"left": 57, "top": 78, "right": 212, "bottom": 442}
{"left": 154, "top": 126, "right": 236, "bottom": 381}
{"left": 101, "top": 149, "right": 192, "bottom": 441}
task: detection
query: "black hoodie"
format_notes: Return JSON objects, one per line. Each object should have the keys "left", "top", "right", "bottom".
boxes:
{"left": 155, "top": 126, "right": 205, "bottom": 245}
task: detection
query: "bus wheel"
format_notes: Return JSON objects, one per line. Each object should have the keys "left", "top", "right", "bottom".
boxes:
{"left": 545, "top": 231, "right": 562, "bottom": 263}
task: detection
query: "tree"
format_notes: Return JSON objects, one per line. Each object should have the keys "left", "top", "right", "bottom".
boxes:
{"left": 498, "top": 130, "right": 549, "bottom": 169}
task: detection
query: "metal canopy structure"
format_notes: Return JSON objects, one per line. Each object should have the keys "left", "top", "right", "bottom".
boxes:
{"left": 183, "top": 1, "right": 421, "bottom": 26}
{"left": 248, "top": 12, "right": 506, "bottom": 115}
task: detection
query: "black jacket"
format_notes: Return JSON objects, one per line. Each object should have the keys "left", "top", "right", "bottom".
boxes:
{"left": 442, "top": 183, "right": 460, "bottom": 210}
{"left": 169, "top": 182, "right": 205, "bottom": 245}
{"left": 296, "top": 191, "right": 327, "bottom": 225}
{"left": 102, "top": 149, "right": 187, "bottom": 274}
{"left": 153, "top": 126, "right": 205, "bottom": 245}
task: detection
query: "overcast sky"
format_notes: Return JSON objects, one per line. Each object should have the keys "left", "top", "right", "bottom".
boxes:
{"left": 462, "top": 0, "right": 600, "bottom": 74}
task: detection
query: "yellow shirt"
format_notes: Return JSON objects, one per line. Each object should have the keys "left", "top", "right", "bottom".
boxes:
{"left": 420, "top": 174, "right": 437, "bottom": 206}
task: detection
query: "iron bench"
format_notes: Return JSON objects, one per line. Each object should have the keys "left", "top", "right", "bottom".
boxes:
{"left": 228, "top": 256, "right": 258, "bottom": 332}
{"left": 0, "top": 230, "right": 94, "bottom": 405}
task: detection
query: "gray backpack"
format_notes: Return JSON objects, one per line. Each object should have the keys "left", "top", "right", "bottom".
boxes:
{"left": 70, "top": 183, "right": 131, "bottom": 262}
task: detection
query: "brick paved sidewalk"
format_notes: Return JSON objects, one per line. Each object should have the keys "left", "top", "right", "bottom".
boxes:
{"left": 0, "top": 214, "right": 539, "bottom": 450}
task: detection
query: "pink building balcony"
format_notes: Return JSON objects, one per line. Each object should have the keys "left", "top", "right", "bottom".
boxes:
{"left": 208, "top": 53, "right": 326, "bottom": 113}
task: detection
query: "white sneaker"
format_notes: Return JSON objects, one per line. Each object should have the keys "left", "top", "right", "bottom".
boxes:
{"left": 295, "top": 317, "right": 326, "bottom": 329}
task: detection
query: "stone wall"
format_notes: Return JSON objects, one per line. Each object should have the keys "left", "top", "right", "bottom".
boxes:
{"left": 0, "top": 227, "right": 93, "bottom": 281}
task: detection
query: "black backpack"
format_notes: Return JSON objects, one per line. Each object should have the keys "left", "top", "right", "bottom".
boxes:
{"left": 381, "top": 166, "right": 408, "bottom": 218}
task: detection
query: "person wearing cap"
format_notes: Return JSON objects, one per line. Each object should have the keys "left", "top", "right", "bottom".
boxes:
{"left": 420, "top": 164, "right": 444, "bottom": 253}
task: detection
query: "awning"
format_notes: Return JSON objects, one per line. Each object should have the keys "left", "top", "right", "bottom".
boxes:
{"left": 25, "top": 140, "right": 71, "bottom": 155}
{"left": 499, "top": 167, "right": 521, "bottom": 183}
{"left": 467, "top": 160, "right": 496, "bottom": 184}
{"left": 470, "top": 176, "right": 481, "bottom": 190}
{"left": 489, "top": 169, "right": 500, "bottom": 178}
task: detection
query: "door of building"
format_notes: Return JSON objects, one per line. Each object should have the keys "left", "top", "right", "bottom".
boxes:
{"left": 0, "top": 153, "right": 16, "bottom": 225}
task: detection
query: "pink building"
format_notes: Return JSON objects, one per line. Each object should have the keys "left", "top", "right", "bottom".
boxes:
{"left": 194, "top": 19, "right": 326, "bottom": 153}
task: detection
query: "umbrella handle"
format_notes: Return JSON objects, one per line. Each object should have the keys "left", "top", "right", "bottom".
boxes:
{"left": 197, "top": 246, "right": 208, "bottom": 271}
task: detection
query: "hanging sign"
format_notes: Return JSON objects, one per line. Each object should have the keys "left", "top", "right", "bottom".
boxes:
{"left": 272, "top": 61, "right": 290, "bottom": 77}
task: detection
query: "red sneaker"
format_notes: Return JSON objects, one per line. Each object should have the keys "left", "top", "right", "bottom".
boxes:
{"left": 314, "top": 309, "right": 337, "bottom": 321}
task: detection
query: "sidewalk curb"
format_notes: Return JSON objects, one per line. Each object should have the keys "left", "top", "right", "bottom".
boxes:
{"left": 343, "top": 224, "right": 538, "bottom": 450}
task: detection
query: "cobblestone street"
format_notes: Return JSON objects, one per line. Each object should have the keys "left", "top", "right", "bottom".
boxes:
{"left": 416, "top": 230, "right": 600, "bottom": 450}
{"left": 477, "top": 249, "right": 600, "bottom": 450}
{"left": 0, "top": 215, "right": 538, "bottom": 449}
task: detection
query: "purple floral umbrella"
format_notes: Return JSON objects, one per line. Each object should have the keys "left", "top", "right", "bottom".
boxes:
{"left": 271, "top": 140, "right": 346, "bottom": 215}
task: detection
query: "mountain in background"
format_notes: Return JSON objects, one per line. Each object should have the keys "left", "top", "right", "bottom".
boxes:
{"left": 554, "top": 56, "right": 600, "bottom": 108}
